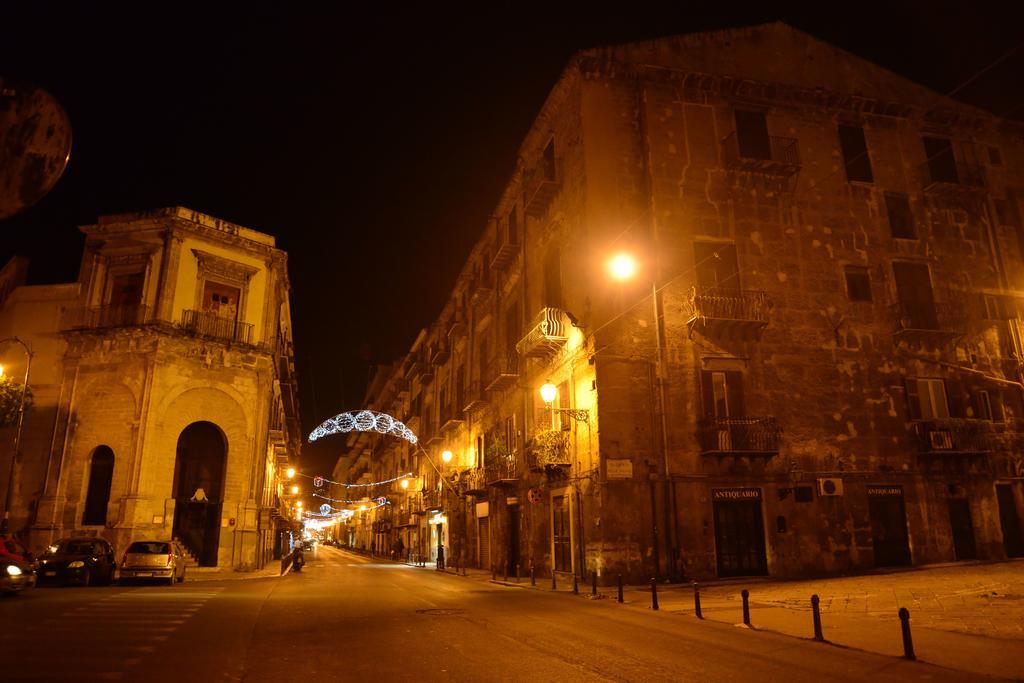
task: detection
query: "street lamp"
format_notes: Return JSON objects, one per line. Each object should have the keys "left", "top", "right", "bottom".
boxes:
{"left": 290, "top": 485, "right": 299, "bottom": 495}
{"left": 0, "top": 337, "right": 32, "bottom": 535}
{"left": 441, "top": 450, "right": 453, "bottom": 463}
{"left": 603, "top": 253, "right": 678, "bottom": 581}
{"left": 400, "top": 478, "right": 409, "bottom": 489}
{"left": 286, "top": 467, "right": 296, "bottom": 479}
{"left": 296, "top": 501, "right": 303, "bottom": 509}
{"left": 539, "top": 381, "right": 589, "bottom": 424}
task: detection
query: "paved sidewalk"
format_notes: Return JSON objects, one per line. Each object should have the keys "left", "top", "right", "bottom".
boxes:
{"left": 185, "top": 561, "right": 285, "bottom": 582}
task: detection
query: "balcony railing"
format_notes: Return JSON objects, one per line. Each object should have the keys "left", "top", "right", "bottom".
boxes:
{"left": 490, "top": 223, "right": 520, "bottom": 270}
{"left": 485, "top": 351, "right": 520, "bottom": 392}
{"left": 686, "top": 287, "right": 771, "bottom": 337}
{"left": 440, "top": 404, "right": 464, "bottom": 432}
{"left": 485, "top": 457, "right": 518, "bottom": 486}
{"left": 181, "top": 309, "right": 254, "bottom": 345}
{"left": 523, "top": 157, "right": 562, "bottom": 218}
{"left": 63, "top": 303, "right": 151, "bottom": 330}
{"left": 429, "top": 343, "right": 450, "bottom": 367}
{"left": 527, "top": 430, "right": 571, "bottom": 470}
{"left": 516, "top": 307, "right": 569, "bottom": 358}
{"left": 469, "top": 276, "right": 496, "bottom": 308}
{"left": 423, "top": 489, "right": 442, "bottom": 511}
{"left": 721, "top": 132, "right": 800, "bottom": 176}
{"left": 460, "top": 468, "right": 486, "bottom": 496}
{"left": 920, "top": 160, "right": 986, "bottom": 193}
{"left": 912, "top": 419, "right": 990, "bottom": 455}
{"left": 891, "top": 302, "right": 967, "bottom": 341}
{"left": 697, "top": 417, "right": 781, "bottom": 456}
{"left": 462, "top": 381, "right": 490, "bottom": 413}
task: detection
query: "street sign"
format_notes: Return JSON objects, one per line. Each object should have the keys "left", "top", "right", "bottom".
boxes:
{"left": 527, "top": 488, "right": 543, "bottom": 505}
{"left": 605, "top": 459, "right": 633, "bottom": 480}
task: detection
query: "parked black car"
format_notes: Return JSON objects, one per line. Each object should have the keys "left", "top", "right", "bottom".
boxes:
{"left": 37, "top": 537, "right": 116, "bottom": 586}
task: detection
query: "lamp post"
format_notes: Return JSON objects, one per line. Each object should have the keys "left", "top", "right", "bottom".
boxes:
{"left": 0, "top": 337, "right": 32, "bottom": 535}
{"left": 607, "top": 254, "right": 679, "bottom": 582}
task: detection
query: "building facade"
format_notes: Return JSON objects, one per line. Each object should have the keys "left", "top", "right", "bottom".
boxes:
{"left": 0, "top": 207, "right": 301, "bottom": 570}
{"left": 339, "top": 23, "right": 1024, "bottom": 583}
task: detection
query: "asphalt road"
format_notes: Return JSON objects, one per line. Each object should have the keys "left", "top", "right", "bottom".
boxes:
{"left": 0, "top": 546, "right": 985, "bottom": 682}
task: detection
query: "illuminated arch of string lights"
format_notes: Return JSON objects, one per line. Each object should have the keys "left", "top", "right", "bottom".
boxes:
{"left": 308, "top": 410, "right": 418, "bottom": 445}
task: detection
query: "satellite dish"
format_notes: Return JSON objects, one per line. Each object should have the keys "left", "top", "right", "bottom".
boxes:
{"left": 0, "top": 78, "right": 72, "bottom": 220}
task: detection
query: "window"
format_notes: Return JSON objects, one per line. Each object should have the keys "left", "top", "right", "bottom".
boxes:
{"left": 892, "top": 262, "right": 938, "bottom": 329}
{"left": 734, "top": 110, "right": 771, "bottom": 160}
{"left": 543, "top": 248, "right": 562, "bottom": 308}
{"left": 505, "top": 303, "right": 520, "bottom": 349}
{"left": 109, "top": 272, "right": 144, "bottom": 307}
{"left": 972, "top": 390, "right": 1005, "bottom": 422}
{"left": 885, "top": 193, "right": 916, "bottom": 239}
{"left": 82, "top": 446, "right": 115, "bottom": 526}
{"left": 700, "top": 370, "right": 745, "bottom": 418}
{"left": 202, "top": 281, "right": 241, "bottom": 322}
{"left": 694, "top": 242, "right": 740, "bottom": 293}
{"left": 552, "top": 494, "right": 572, "bottom": 572}
{"left": 504, "top": 415, "right": 516, "bottom": 454}
{"left": 508, "top": 205, "right": 519, "bottom": 245}
{"left": 923, "top": 136, "right": 958, "bottom": 184}
{"left": 838, "top": 124, "right": 873, "bottom": 182}
{"left": 844, "top": 266, "right": 872, "bottom": 302}
{"left": 906, "top": 378, "right": 949, "bottom": 420}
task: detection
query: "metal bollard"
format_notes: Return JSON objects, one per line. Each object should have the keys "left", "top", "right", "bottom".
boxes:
{"left": 492, "top": 566, "right": 496, "bottom": 581}
{"left": 503, "top": 566, "right": 508, "bottom": 583}
{"left": 551, "top": 569, "right": 557, "bottom": 590}
{"left": 650, "top": 578, "right": 659, "bottom": 611}
{"left": 591, "top": 571, "right": 598, "bottom": 597}
{"left": 617, "top": 574, "right": 624, "bottom": 603}
{"left": 741, "top": 589, "right": 751, "bottom": 626}
{"left": 693, "top": 581, "right": 703, "bottom": 619}
{"left": 811, "top": 594, "right": 823, "bottom": 641}
{"left": 898, "top": 608, "right": 916, "bottom": 660}
{"left": 531, "top": 564, "right": 536, "bottom": 586}
{"left": 516, "top": 563, "right": 521, "bottom": 583}
{"left": 572, "top": 573, "right": 579, "bottom": 595}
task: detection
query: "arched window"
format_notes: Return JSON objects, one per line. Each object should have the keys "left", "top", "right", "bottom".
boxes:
{"left": 82, "top": 446, "right": 115, "bottom": 525}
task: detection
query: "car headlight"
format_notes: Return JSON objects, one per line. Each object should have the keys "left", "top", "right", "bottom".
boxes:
{"left": 68, "top": 560, "right": 85, "bottom": 569}
{"left": 6, "top": 564, "right": 22, "bottom": 576}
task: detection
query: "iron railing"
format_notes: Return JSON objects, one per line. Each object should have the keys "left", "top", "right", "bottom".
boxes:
{"left": 697, "top": 417, "right": 781, "bottom": 455}
{"left": 181, "top": 309, "right": 254, "bottom": 344}
{"left": 463, "top": 381, "right": 490, "bottom": 412}
{"left": 890, "top": 302, "right": 967, "bottom": 335}
{"left": 912, "top": 419, "right": 990, "bottom": 454}
{"left": 485, "top": 351, "right": 520, "bottom": 391}
{"left": 686, "top": 287, "right": 772, "bottom": 323}
{"left": 527, "top": 430, "right": 571, "bottom": 469}
{"left": 64, "top": 303, "right": 151, "bottom": 330}
{"left": 485, "top": 457, "right": 519, "bottom": 484}
{"left": 920, "top": 160, "right": 987, "bottom": 190}
{"left": 523, "top": 157, "right": 562, "bottom": 218}
{"left": 516, "top": 307, "right": 569, "bottom": 358}
{"left": 721, "top": 132, "right": 800, "bottom": 170}
{"left": 460, "top": 468, "right": 486, "bottom": 495}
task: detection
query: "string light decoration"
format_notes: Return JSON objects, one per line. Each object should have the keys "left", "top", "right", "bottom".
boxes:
{"left": 295, "top": 471, "right": 413, "bottom": 489}
{"left": 308, "top": 410, "right": 418, "bottom": 445}
{"left": 319, "top": 503, "right": 332, "bottom": 515}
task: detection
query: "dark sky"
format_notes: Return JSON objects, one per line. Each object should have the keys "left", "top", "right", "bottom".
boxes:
{"left": 1, "top": 2, "right": 1022, "bottom": 476}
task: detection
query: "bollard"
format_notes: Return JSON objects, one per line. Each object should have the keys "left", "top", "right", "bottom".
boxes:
{"left": 898, "top": 608, "right": 916, "bottom": 660}
{"left": 516, "top": 564, "right": 521, "bottom": 583}
{"left": 572, "top": 573, "right": 579, "bottom": 595}
{"left": 551, "top": 569, "right": 557, "bottom": 591}
{"left": 617, "top": 574, "right": 624, "bottom": 603}
{"left": 741, "top": 589, "right": 751, "bottom": 626}
{"left": 503, "top": 566, "right": 508, "bottom": 583}
{"left": 650, "top": 578, "right": 659, "bottom": 610}
{"left": 811, "top": 594, "right": 823, "bottom": 641}
{"left": 531, "top": 564, "right": 536, "bottom": 586}
{"left": 591, "top": 571, "right": 598, "bottom": 597}
{"left": 492, "top": 566, "right": 497, "bottom": 581}
{"left": 693, "top": 582, "right": 703, "bottom": 619}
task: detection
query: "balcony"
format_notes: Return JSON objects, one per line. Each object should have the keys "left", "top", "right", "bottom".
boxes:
{"left": 685, "top": 287, "right": 771, "bottom": 338}
{"left": 697, "top": 417, "right": 781, "bottom": 457}
{"left": 891, "top": 302, "right": 967, "bottom": 344}
{"left": 516, "top": 307, "right": 569, "bottom": 359}
{"left": 460, "top": 468, "right": 486, "bottom": 496}
{"left": 469, "top": 276, "right": 496, "bottom": 308}
{"left": 423, "top": 489, "right": 442, "bottom": 511}
{"left": 485, "top": 351, "right": 520, "bottom": 392}
{"left": 920, "top": 160, "right": 987, "bottom": 195}
{"left": 527, "top": 430, "right": 572, "bottom": 470}
{"left": 912, "top": 419, "right": 990, "bottom": 455}
{"left": 440, "top": 405, "right": 465, "bottom": 433}
{"left": 181, "top": 309, "right": 254, "bottom": 345}
{"left": 485, "top": 457, "right": 518, "bottom": 486}
{"left": 523, "top": 157, "right": 562, "bottom": 218}
{"left": 721, "top": 132, "right": 800, "bottom": 177}
{"left": 63, "top": 303, "right": 151, "bottom": 331}
{"left": 429, "top": 342, "right": 450, "bottom": 367}
{"left": 462, "top": 381, "right": 490, "bottom": 413}
{"left": 447, "top": 313, "right": 467, "bottom": 341}
{"left": 490, "top": 225, "right": 519, "bottom": 271}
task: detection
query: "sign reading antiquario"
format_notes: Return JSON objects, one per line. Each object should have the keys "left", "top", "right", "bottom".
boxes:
{"left": 605, "top": 459, "right": 634, "bottom": 480}
{"left": 712, "top": 487, "right": 761, "bottom": 501}
{"left": 867, "top": 485, "right": 903, "bottom": 497}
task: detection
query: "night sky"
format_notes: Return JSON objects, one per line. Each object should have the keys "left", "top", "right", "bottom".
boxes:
{"left": 1, "top": 2, "right": 1022, "bottom": 476}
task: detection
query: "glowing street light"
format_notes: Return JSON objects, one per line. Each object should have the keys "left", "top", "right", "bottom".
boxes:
{"left": 441, "top": 450, "right": 453, "bottom": 463}
{"left": 286, "top": 467, "right": 296, "bottom": 479}
{"left": 608, "top": 253, "right": 638, "bottom": 282}
{"left": 540, "top": 382, "right": 558, "bottom": 404}
{"left": 290, "top": 485, "right": 299, "bottom": 495}
{"left": 296, "top": 501, "right": 303, "bottom": 509}
{"left": 400, "top": 478, "right": 409, "bottom": 489}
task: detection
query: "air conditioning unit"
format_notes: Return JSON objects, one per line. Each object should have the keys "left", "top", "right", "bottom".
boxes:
{"left": 817, "top": 478, "right": 844, "bottom": 496}
{"left": 929, "top": 430, "right": 954, "bottom": 451}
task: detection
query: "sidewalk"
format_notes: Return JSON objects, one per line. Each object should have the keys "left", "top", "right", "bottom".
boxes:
{"left": 454, "top": 560, "right": 1024, "bottom": 680}
{"left": 185, "top": 562, "right": 285, "bottom": 582}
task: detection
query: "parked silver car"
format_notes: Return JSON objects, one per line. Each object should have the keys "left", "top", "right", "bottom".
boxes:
{"left": 119, "top": 541, "right": 187, "bottom": 585}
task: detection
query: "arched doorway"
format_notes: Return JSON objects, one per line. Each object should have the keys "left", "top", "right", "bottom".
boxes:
{"left": 82, "top": 446, "right": 115, "bottom": 525}
{"left": 172, "top": 421, "right": 226, "bottom": 566}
